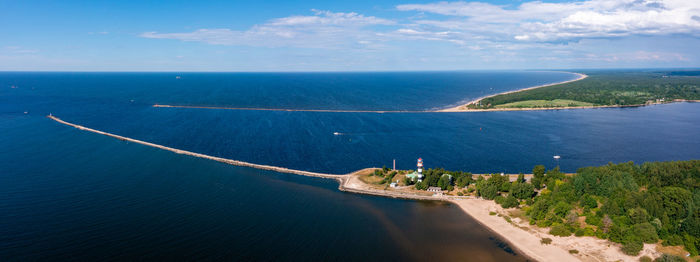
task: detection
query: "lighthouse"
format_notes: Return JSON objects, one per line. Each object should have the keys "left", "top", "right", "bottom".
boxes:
{"left": 417, "top": 158, "right": 423, "bottom": 174}
{"left": 416, "top": 158, "right": 424, "bottom": 182}
{"left": 405, "top": 158, "right": 425, "bottom": 182}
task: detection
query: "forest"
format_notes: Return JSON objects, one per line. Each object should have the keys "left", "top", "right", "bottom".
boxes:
{"left": 469, "top": 70, "right": 700, "bottom": 109}
{"left": 417, "top": 160, "right": 699, "bottom": 257}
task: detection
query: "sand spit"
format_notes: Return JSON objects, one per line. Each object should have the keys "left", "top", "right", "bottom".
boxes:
{"left": 438, "top": 73, "right": 588, "bottom": 112}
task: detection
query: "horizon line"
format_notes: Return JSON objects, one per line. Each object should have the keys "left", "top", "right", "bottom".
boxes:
{"left": 0, "top": 67, "right": 699, "bottom": 73}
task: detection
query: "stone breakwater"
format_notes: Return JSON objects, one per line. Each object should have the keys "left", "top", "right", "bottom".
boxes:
{"left": 48, "top": 115, "right": 348, "bottom": 179}
{"left": 153, "top": 104, "right": 429, "bottom": 113}
{"left": 47, "top": 115, "right": 472, "bottom": 201}
{"left": 47, "top": 115, "right": 537, "bottom": 201}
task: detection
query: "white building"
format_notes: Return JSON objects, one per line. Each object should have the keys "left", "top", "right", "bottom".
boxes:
{"left": 427, "top": 187, "right": 443, "bottom": 193}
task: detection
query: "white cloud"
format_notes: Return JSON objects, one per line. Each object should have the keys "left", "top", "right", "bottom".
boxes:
{"left": 141, "top": 10, "right": 394, "bottom": 49}
{"left": 397, "top": 0, "right": 700, "bottom": 42}
{"left": 576, "top": 50, "right": 688, "bottom": 62}
{"left": 135, "top": 2, "right": 700, "bottom": 69}
{"left": 269, "top": 9, "right": 394, "bottom": 26}
{"left": 3, "top": 46, "right": 39, "bottom": 54}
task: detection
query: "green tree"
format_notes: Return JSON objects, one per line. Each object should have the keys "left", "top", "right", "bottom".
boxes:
{"left": 533, "top": 165, "right": 546, "bottom": 189}
{"left": 630, "top": 207, "right": 649, "bottom": 224}
{"left": 621, "top": 238, "right": 643, "bottom": 255}
{"left": 633, "top": 223, "right": 659, "bottom": 243}
{"left": 501, "top": 195, "right": 519, "bottom": 208}
{"left": 653, "top": 254, "right": 685, "bottom": 262}
{"left": 438, "top": 175, "right": 451, "bottom": 190}
{"left": 550, "top": 224, "right": 572, "bottom": 237}
{"left": 479, "top": 182, "right": 499, "bottom": 200}
{"left": 500, "top": 181, "right": 511, "bottom": 192}
{"left": 581, "top": 194, "right": 598, "bottom": 209}
{"left": 660, "top": 187, "right": 692, "bottom": 220}
{"left": 456, "top": 174, "right": 472, "bottom": 188}
{"left": 511, "top": 181, "right": 535, "bottom": 200}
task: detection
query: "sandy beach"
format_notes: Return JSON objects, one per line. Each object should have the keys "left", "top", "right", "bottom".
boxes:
{"left": 336, "top": 169, "right": 660, "bottom": 261}
{"left": 438, "top": 72, "right": 588, "bottom": 112}
{"left": 450, "top": 198, "right": 660, "bottom": 262}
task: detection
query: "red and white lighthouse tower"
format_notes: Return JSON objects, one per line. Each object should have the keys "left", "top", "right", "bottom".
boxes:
{"left": 417, "top": 158, "right": 423, "bottom": 174}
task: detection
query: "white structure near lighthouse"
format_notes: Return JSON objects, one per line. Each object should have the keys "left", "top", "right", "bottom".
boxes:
{"left": 406, "top": 158, "right": 425, "bottom": 182}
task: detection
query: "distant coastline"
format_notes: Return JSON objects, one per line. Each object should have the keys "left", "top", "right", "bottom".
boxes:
{"left": 440, "top": 99, "right": 700, "bottom": 112}
{"left": 153, "top": 71, "right": 700, "bottom": 113}
{"left": 152, "top": 72, "right": 590, "bottom": 114}
{"left": 438, "top": 72, "right": 588, "bottom": 112}
{"left": 444, "top": 70, "right": 700, "bottom": 112}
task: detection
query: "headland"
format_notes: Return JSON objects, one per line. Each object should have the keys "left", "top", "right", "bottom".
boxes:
{"left": 438, "top": 72, "right": 588, "bottom": 112}
{"left": 153, "top": 70, "right": 700, "bottom": 113}
{"left": 47, "top": 114, "right": 682, "bottom": 262}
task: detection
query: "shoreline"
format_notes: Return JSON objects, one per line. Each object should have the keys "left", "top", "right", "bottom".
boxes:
{"left": 438, "top": 72, "right": 588, "bottom": 112}
{"left": 449, "top": 198, "right": 577, "bottom": 261}
{"left": 440, "top": 99, "right": 700, "bottom": 112}
{"left": 47, "top": 115, "right": 659, "bottom": 261}
{"left": 152, "top": 72, "right": 699, "bottom": 113}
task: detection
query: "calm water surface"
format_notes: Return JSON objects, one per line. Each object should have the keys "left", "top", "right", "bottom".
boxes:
{"left": 1, "top": 71, "right": 699, "bottom": 261}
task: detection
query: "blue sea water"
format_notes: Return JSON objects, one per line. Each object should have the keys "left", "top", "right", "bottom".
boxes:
{"left": 1, "top": 71, "right": 699, "bottom": 261}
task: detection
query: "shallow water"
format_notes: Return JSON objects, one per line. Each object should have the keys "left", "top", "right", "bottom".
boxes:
{"left": 1, "top": 71, "right": 698, "bottom": 260}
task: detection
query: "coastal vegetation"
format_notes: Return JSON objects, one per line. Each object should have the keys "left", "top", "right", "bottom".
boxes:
{"left": 403, "top": 160, "right": 699, "bottom": 258}
{"left": 498, "top": 160, "right": 698, "bottom": 257}
{"left": 406, "top": 168, "right": 473, "bottom": 190}
{"left": 494, "top": 99, "right": 594, "bottom": 108}
{"left": 468, "top": 70, "right": 700, "bottom": 109}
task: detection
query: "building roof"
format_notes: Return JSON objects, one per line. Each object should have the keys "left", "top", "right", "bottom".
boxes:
{"left": 406, "top": 171, "right": 423, "bottom": 179}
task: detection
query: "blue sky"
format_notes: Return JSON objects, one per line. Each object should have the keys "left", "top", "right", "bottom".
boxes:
{"left": 1, "top": 0, "right": 699, "bottom": 71}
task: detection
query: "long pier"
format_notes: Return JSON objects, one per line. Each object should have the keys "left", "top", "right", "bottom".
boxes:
{"left": 47, "top": 115, "right": 548, "bottom": 201}
{"left": 47, "top": 115, "right": 439, "bottom": 200}
{"left": 153, "top": 104, "right": 430, "bottom": 113}
{"left": 47, "top": 115, "right": 352, "bottom": 181}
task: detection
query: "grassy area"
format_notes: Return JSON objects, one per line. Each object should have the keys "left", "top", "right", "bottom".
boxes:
{"left": 469, "top": 70, "right": 700, "bottom": 109}
{"left": 358, "top": 173, "right": 384, "bottom": 184}
{"left": 494, "top": 99, "right": 595, "bottom": 108}
{"left": 655, "top": 245, "right": 697, "bottom": 261}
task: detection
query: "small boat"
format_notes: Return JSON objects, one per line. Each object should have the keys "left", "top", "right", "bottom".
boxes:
{"left": 24, "top": 111, "right": 28, "bottom": 114}
{"left": 553, "top": 155, "right": 561, "bottom": 159}
{"left": 175, "top": 76, "right": 181, "bottom": 79}
{"left": 333, "top": 132, "right": 340, "bottom": 136}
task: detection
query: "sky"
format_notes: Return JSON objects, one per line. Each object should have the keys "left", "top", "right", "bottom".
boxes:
{"left": 1, "top": 0, "right": 699, "bottom": 71}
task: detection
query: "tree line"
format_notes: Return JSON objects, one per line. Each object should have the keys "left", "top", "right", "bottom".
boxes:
{"left": 414, "top": 160, "right": 699, "bottom": 257}
{"left": 469, "top": 71, "right": 700, "bottom": 108}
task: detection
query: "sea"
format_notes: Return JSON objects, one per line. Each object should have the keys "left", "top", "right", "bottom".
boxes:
{"left": 1, "top": 71, "right": 699, "bottom": 261}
